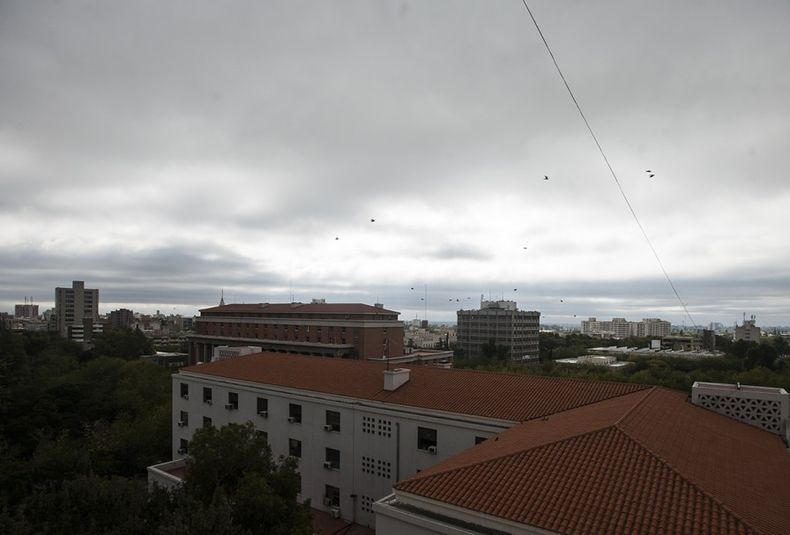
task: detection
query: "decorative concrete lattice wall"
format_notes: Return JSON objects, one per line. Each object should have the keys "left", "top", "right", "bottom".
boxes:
{"left": 696, "top": 393, "right": 783, "bottom": 434}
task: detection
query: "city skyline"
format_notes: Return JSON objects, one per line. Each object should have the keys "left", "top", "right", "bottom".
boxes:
{"left": 2, "top": 1, "right": 788, "bottom": 325}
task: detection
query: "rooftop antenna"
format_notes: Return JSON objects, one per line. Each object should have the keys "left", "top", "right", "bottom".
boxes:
{"left": 424, "top": 284, "right": 428, "bottom": 324}
{"left": 219, "top": 289, "right": 225, "bottom": 306}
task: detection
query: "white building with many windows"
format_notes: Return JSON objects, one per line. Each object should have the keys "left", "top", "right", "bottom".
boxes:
{"left": 149, "top": 352, "right": 645, "bottom": 528}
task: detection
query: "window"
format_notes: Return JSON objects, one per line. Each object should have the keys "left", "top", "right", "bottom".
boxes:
{"left": 324, "top": 485, "right": 340, "bottom": 507}
{"left": 180, "top": 383, "right": 189, "bottom": 399}
{"left": 325, "top": 448, "right": 340, "bottom": 470}
{"left": 417, "top": 427, "right": 437, "bottom": 451}
{"left": 257, "top": 397, "right": 268, "bottom": 416}
{"left": 203, "top": 387, "right": 212, "bottom": 404}
{"left": 179, "top": 410, "right": 189, "bottom": 427}
{"left": 226, "top": 392, "right": 238, "bottom": 410}
{"left": 178, "top": 438, "right": 188, "bottom": 454}
{"left": 203, "top": 416, "right": 212, "bottom": 427}
{"left": 289, "top": 403, "right": 302, "bottom": 423}
{"left": 475, "top": 436, "right": 487, "bottom": 445}
{"left": 325, "top": 410, "right": 340, "bottom": 432}
{"left": 289, "top": 438, "right": 302, "bottom": 458}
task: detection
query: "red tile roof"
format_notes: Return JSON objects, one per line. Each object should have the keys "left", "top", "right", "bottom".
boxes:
{"left": 181, "top": 352, "right": 649, "bottom": 422}
{"left": 396, "top": 388, "right": 790, "bottom": 535}
{"left": 199, "top": 302, "right": 399, "bottom": 315}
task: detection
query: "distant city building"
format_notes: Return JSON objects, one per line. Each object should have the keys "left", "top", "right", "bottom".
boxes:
{"left": 456, "top": 299, "right": 540, "bottom": 360}
{"left": 55, "top": 280, "right": 99, "bottom": 341}
{"left": 735, "top": 315, "right": 761, "bottom": 342}
{"left": 187, "top": 299, "right": 404, "bottom": 365}
{"left": 14, "top": 298, "right": 39, "bottom": 319}
{"left": 109, "top": 308, "right": 135, "bottom": 329}
{"left": 581, "top": 316, "right": 670, "bottom": 338}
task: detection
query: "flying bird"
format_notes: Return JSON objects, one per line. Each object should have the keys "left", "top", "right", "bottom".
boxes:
{"left": 544, "top": 175, "right": 549, "bottom": 181}
{"left": 645, "top": 169, "right": 652, "bottom": 173}
{"left": 335, "top": 237, "right": 339, "bottom": 240}
{"left": 560, "top": 299, "right": 564, "bottom": 303}
{"left": 370, "top": 218, "right": 375, "bottom": 222}
{"left": 649, "top": 174, "right": 655, "bottom": 178}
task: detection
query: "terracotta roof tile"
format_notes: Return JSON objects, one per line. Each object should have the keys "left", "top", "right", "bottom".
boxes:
{"left": 181, "top": 352, "right": 649, "bottom": 422}
{"left": 397, "top": 387, "right": 790, "bottom": 535}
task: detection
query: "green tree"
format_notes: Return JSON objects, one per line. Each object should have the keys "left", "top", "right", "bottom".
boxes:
{"left": 185, "top": 422, "right": 311, "bottom": 535}
{"left": 91, "top": 328, "right": 153, "bottom": 360}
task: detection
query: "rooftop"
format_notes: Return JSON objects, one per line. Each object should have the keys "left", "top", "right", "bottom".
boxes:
{"left": 198, "top": 302, "right": 399, "bottom": 315}
{"left": 396, "top": 387, "right": 790, "bottom": 535}
{"left": 180, "top": 352, "right": 648, "bottom": 422}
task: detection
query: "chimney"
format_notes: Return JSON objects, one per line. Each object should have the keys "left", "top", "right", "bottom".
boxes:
{"left": 374, "top": 303, "right": 384, "bottom": 308}
{"left": 384, "top": 368, "right": 410, "bottom": 391}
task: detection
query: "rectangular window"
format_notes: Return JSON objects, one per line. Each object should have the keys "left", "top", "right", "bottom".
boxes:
{"left": 325, "top": 448, "right": 340, "bottom": 470}
{"left": 180, "top": 383, "right": 189, "bottom": 399}
{"left": 226, "top": 392, "right": 239, "bottom": 410}
{"left": 179, "top": 410, "right": 189, "bottom": 427}
{"left": 324, "top": 485, "right": 340, "bottom": 507}
{"left": 203, "top": 416, "right": 212, "bottom": 427}
{"left": 178, "top": 438, "right": 189, "bottom": 454}
{"left": 203, "top": 387, "right": 212, "bottom": 404}
{"left": 417, "top": 427, "right": 437, "bottom": 452}
{"left": 257, "top": 397, "right": 269, "bottom": 416}
{"left": 325, "top": 410, "right": 340, "bottom": 432}
{"left": 289, "top": 403, "right": 302, "bottom": 424}
{"left": 289, "top": 438, "right": 302, "bottom": 458}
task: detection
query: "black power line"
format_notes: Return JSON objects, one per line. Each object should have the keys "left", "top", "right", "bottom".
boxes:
{"left": 519, "top": 0, "right": 698, "bottom": 329}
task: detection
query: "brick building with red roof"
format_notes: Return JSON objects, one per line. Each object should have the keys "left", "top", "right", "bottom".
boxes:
{"left": 186, "top": 300, "right": 404, "bottom": 365}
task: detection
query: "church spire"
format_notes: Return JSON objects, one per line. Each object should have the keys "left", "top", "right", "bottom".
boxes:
{"left": 219, "top": 289, "right": 225, "bottom": 306}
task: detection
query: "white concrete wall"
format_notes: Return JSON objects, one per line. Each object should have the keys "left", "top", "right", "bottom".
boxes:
{"left": 172, "top": 372, "right": 510, "bottom": 527}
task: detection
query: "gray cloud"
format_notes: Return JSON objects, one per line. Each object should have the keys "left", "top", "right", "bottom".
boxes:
{"left": 1, "top": 0, "right": 788, "bottom": 324}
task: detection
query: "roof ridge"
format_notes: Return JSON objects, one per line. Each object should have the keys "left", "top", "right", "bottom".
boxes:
{"left": 613, "top": 385, "right": 658, "bottom": 426}
{"left": 610, "top": 426, "right": 759, "bottom": 534}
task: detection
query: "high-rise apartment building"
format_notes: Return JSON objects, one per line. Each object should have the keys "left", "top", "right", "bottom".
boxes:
{"left": 109, "top": 308, "right": 135, "bottom": 329}
{"left": 456, "top": 300, "right": 540, "bottom": 360}
{"left": 187, "top": 300, "right": 404, "bottom": 365}
{"left": 734, "top": 315, "right": 761, "bottom": 342}
{"left": 581, "top": 316, "right": 670, "bottom": 338}
{"left": 14, "top": 299, "right": 39, "bottom": 318}
{"left": 55, "top": 280, "right": 99, "bottom": 338}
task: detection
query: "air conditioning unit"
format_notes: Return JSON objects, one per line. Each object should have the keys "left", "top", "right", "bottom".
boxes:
{"left": 287, "top": 416, "right": 296, "bottom": 423}
{"left": 329, "top": 507, "right": 341, "bottom": 519}
{"left": 177, "top": 448, "right": 187, "bottom": 455}
{"left": 323, "top": 424, "right": 334, "bottom": 431}
{"left": 322, "top": 497, "right": 333, "bottom": 507}
{"left": 427, "top": 445, "right": 438, "bottom": 454}
{"left": 177, "top": 421, "right": 186, "bottom": 427}
{"left": 225, "top": 404, "right": 236, "bottom": 410}
{"left": 181, "top": 394, "right": 189, "bottom": 400}
{"left": 258, "top": 411, "right": 268, "bottom": 418}
{"left": 204, "top": 399, "right": 212, "bottom": 405}
{"left": 323, "top": 461, "right": 333, "bottom": 469}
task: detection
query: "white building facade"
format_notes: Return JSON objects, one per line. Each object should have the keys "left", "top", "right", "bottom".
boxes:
{"left": 169, "top": 366, "right": 508, "bottom": 527}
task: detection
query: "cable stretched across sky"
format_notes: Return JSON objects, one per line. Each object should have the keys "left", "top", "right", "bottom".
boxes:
{"left": 519, "top": 0, "right": 698, "bottom": 329}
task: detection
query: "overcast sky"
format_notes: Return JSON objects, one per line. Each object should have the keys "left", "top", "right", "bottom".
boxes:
{"left": 1, "top": 0, "right": 788, "bottom": 327}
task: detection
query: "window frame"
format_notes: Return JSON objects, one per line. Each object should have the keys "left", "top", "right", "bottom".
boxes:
{"left": 289, "top": 403, "right": 302, "bottom": 424}
{"left": 325, "top": 447, "right": 341, "bottom": 470}
{"left": 289, "top": 438, "right": 302, "bottom": 458}
{"left": 325, "top": 410, "right": 341, "bottom": 432}
{"left": 417, "top": 426, "right": 437, "bottom": 451}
